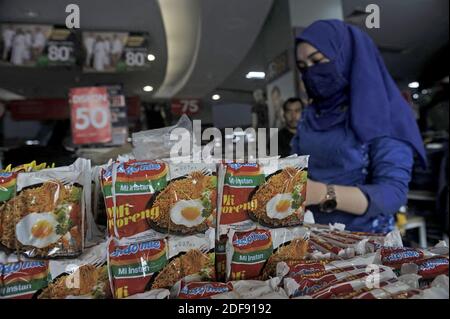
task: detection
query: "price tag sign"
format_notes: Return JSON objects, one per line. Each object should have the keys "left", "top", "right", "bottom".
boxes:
{"left": 69, "top": 87, "right": 112, "bottom": 145}
{"left": 171, "top": 99, "right": 201, "bottom": 116}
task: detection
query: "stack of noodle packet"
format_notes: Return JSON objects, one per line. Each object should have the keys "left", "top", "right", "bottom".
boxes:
{"left": 102, "top": 158, "right": 217, "bottom": 298}
{"left": 216, "top": 155, "right": 311, "bottom": 282}
{"left": 0, "top": 159, "right": 101, "bottom": 299}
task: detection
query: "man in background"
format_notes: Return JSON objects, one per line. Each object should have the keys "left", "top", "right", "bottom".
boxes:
{"left": 278, "top": 98, "right": 302, "bottom": 157}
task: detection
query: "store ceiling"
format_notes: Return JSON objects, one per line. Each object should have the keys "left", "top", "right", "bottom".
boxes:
{"left": 342, "top": 0, "right": 449, "bottom": 86}
{"left": 0, "top": 0, "right": 168, "bottom": 99}
{"left": 0, "top": 0, "right": 448, "bottom": 102}
{"left": 0, "top": 0, "right": 273, "bottom": 102}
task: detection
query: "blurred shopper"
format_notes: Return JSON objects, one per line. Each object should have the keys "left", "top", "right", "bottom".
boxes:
{"left": 111, "top": 34, "right": 123, "bottom": 66}
{"left": 251, "top": 89, "right": 269, "bottom": 130}
{"left": 23, "top": 30, "right": 32, "bottom": 63}
{"left": 103, "top": 36, "right": 112, "bottom": 68}
{"left": 292, "top": 20, "right": 427, "bottom": 233}
{"left": 10, "top": 29, "right": 26, "bottom": 65}
{"left": 93, "top": 35, "right": 107, "bottom": 71}
{"left": 32, "top": 27, "right": 46, "bottom": 59}
{"left": 270, "top": 86, "right": 284, "bottom": 128}
{"left": 2, "top": 25, "right": 15, "bottom": 61}
{"left": 84, "top": 32, "right": 95, "bottom": 67}
{"left": 278, "top": 98, "right": 302, "bottom": 157}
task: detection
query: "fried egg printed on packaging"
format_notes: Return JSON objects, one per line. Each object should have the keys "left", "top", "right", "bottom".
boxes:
{"left": 247, "top": 156, "right": 309, "bottom": 229}
{"left": 146, "top": 162, "right": 217, "bottom": 237}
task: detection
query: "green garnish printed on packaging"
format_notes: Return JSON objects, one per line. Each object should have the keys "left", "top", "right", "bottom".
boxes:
{"left": 291, "top": 184, "right": 303, "bottom": 210}
{"left": 68, "top": 186, "right": 82, "bottom": 202}
{"left": 201, "top": 190, "right": 213, "bottom": 218}
{"left": 54, "top": 204, "right": 73, "bottom": 235}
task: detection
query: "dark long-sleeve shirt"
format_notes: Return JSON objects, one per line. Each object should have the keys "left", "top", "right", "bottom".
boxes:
{"left": 291, "top": 108, "right": 414, "bottom": 233}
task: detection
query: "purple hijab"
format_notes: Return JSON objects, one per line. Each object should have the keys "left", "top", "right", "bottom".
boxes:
{"left": 297, "top": 19, "right": 427, "bottom": 167}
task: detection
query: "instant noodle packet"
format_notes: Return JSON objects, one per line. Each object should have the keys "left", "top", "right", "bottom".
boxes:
{"left": 150, "top": 228, "right": 216, "bottom": 290}
{"left": 36, "top": 242, "right": 110, "bottom": 299}
{"left": 0, "top": 158, "right": 91, "bottom": 258}
{"left": 107, "top": 237, "right": 169, "bottom": 298}
{"left": 225, "top": 226, "right": 308, "bottom": 281}
{"left": 101, "top": 160, "right": 168, "bottom": 239}
{"left": 0, "top": 259, "right": 50, "bottom": 299}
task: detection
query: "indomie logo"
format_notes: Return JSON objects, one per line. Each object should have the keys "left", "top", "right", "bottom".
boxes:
{"left": 180, "top": 284, "right": 231, "bottom": 296}
{"left": 0, "top": 261, "right": 46, "bottom": 276}
{"left": 385, "top": 250, "right": 421, "bottom": 263}
{"left": 110, "top": 241, "right": 162, "bottom": 258}
{"left": 228, "top": 163, "right": 258, "bottom": 170}
{"left": 117, "top": 163, "right": 162, "bottom": 175}
{"left": 233, "top": 232, "right": 270, "bottom": 247}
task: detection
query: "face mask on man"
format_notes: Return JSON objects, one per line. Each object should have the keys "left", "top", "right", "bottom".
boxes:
{"left": 301, "top": 61, "right": 348, "bottom": 101}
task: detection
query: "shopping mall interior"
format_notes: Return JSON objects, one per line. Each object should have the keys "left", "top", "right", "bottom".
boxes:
{"left": 0, "top": 1, "right": 448, "bottom": 250}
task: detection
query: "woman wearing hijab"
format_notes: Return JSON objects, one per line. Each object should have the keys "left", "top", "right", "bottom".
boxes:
{"left": 291, "top": 20, "right": 427, "bottom": 233}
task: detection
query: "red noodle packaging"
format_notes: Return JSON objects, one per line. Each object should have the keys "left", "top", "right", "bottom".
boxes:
{"left": 103, "top": 160, "right": 218, "bottom": 298}
{"left": 217, "top": 157, "right": 311, "bottom": 282}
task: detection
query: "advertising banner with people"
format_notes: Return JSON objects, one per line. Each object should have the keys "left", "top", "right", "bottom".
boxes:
{"left": 265, "top": 51, "right": 297, "bottom": 129}
{"left": 0, "top": 23, "right": 76, "bottom": 67}
{"left": 106, "top": 85, "right": 129, "bottom": 145}
{"left": 69, "top": 87, "right": 112, "bottom": 145}
{"left": 82, "top": 31, "right": 151, "bottom": 72}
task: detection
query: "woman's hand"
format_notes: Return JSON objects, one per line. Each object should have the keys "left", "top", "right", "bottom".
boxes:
{"left": 305, "top": 179, "right": 327, "bottom": 206}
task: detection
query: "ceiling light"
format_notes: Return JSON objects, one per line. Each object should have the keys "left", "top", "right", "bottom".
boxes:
{"left": 408, "top": 82, "right": 420, "bottom": 89}
{"left": 147, "top": 54, "right": 156, "bottom": 62}
{"left": 246, "top": 71, "right": 266, "bottom": 80}
{"left": 212, "top": 94, "right": 221, "bottom": 101}
{"left": 143, "top": 85, "right": 153, "bottom": 92}
{"left": 412, "top": 93, "right": 419, "bottom": 99}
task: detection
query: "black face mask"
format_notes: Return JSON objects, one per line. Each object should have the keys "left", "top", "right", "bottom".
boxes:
{"left": 302, "top": 61, "right": 348, "bottom": 101}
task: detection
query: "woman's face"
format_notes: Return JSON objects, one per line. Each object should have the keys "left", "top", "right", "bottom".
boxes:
{"left": 296, "top": 42, "right": 330, "bottom": 72}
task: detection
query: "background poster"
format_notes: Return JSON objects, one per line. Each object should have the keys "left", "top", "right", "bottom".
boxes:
{"left": 266, "top": 70, "right": 297, "bottom": 129}
{"left": 266, "top": 51, "right": 297, "bottom": 129}
{"left": 0, "top": 23, "right": 76, "bottom": 67}
{"left": 106, "top": 85, "right": 128, "bottom": 145}
{"left": 69, "top": 87, "right": 112, "bottom": 145}
{"left": 82, "top": 31, "right": 150, "bottom": 72}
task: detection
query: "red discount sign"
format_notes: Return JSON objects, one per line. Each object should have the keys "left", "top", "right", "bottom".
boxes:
{"left": 69, "top": 87, "right": 112, "bottom": 145}
{"left": 171, "top": 98, "right": 201, "bottom": 116}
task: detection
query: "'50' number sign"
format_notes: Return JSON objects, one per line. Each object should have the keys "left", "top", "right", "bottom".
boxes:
{"left": 70, "top": 87, "right": 112, "bottom": 145}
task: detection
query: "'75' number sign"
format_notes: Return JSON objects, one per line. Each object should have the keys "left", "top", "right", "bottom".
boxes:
{"left": 69, "top": 87, "right": 112, "bottom": 145}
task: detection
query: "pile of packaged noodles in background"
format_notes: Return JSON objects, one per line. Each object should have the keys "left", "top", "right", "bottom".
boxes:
{"left": 0, "top": 120, "right": 448, "bottom": 299}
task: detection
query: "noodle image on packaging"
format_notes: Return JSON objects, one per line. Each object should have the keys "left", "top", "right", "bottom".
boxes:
{"left": 248, "top": 156, "right": 309, "bottom": 228}
{"left": 146, "top": 163, "right": 217, "bottom": 236}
